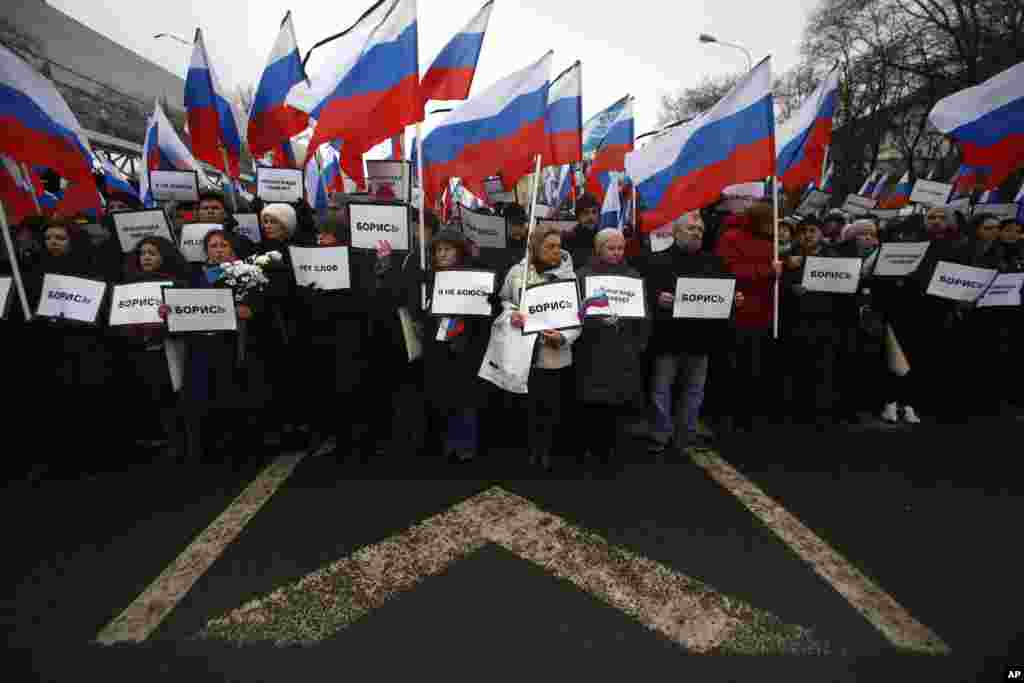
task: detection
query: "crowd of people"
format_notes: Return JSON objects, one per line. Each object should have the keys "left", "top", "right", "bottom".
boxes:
{"left": 2, "top": 187, "right": 1022, "bottom": 479}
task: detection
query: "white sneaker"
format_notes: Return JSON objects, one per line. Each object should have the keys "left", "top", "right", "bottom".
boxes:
{"left": 902, "top": 405, "right": 921, "bottom": 424}
{"left": 881, "top": 402, "right": 900, "bottom": 424}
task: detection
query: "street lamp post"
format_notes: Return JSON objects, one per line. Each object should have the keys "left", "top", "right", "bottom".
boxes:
{"left": 698, "top": 33, "right": 753, "bottom": 71}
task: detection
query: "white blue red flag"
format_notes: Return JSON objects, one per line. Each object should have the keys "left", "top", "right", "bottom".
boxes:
{"left": 420, "top": 0, "right": 493, "bottom": 103}
{"left": 929, "top": 60, "right": 1024, "bottom": 191}
{"left": 544, "top": 61, "right": 582, "bottom": 167}
{"left": 858, "top": 171, "right": 880, "bottom": 197}
{"left": 776, "top": 67, "right": 838, "bottom": 191}
{"left": 185, "top": 29, "right": 243, "bottom": 178}
{"left": 599, "top": 174, "right": 623, "bottom": 228}
{"left": 626, "top": 58, "right": 775, "bottom": 232}
{"left": 878, "top": 171, "right": 912, "bottom": 209}
{"left": 248, "top": 13, "right": 310, "bottom": 163}
{"left": 585, "top": 96, "right": 634, "bottom": 202}
{"left": 101, "top": 157, "right": 140, "bottom": 204}
{"left": 0, "top": 153, "right": 39, "bottom": 224}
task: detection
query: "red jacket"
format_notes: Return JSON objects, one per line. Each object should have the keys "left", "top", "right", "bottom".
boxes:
{"left": 716, "top": 227, "right": 777, "bottom": 331}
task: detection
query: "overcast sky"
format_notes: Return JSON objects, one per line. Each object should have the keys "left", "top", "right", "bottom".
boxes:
{"left": 50, "top": 0, "right": 818, "bottom": 149}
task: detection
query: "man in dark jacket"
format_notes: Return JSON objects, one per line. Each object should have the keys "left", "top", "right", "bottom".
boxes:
{"left": 643, "top": 211, "right": 742, "bottom": 454}
{"left": 196, "top": 190, "right": 257, "bottom": 258}
{"left": 562, "top": 193, "right": 600, "bottom": 267}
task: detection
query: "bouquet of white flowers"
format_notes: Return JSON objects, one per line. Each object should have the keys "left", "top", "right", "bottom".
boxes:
{"left": 220, "top": 251, "right": 283, "bottom": 303}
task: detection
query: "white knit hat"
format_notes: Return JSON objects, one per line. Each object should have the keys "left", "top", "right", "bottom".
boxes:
{"left": 261, "top": 203, "right": 297, "bottom": 237}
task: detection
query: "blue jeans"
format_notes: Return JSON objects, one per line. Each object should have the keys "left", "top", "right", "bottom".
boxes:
{"left": 651, "top": 352, "right": 709, "bottom": 445}
{"left": 444, "top": 409, "right": 479, "bottom": 453}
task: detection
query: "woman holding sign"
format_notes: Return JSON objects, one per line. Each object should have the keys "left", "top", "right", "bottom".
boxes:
{"left": 500, "top": 225, "right": 581, "bottom": 471}
{"left": 573, "top": 228, "right": 650, "bottom": 471}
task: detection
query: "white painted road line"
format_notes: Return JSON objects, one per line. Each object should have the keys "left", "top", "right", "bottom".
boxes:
{"left": 95, "top": 453, "right": 306, "bottom": 645}
{"left": 690, "top": 449, "right": 951, "bottom": 655}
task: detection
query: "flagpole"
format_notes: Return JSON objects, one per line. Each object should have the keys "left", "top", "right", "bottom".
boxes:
{"left": 519, "top": 154, "right": 543, "bottom": 308}
{"left": 771, "top": 174, "right": 780, "bottom": 340}
{"left": 416, "top": 122, "right": 427, "bottom": 310}
{"left": 0, "top": 201, "right": 33, "bottom": 322}
{"left": 221, "top": 148, "right": 238, "bottom": 213}
{"left": 820, "top": 145, "right": 829, "bottom": 189}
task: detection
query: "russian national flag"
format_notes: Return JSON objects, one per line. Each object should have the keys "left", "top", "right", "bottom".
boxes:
{"left": 101, "top": 157, "right": 140, "bottom": 204}
{"left": 185, "top": 29, "right": 243, "bottom": 178}
{"left": 0, "top": 44, "right": 96, "bottom": 198}
{"left": 858, "top": 171, "right": 880, "bottom": 197}
{"left": 390, "top": 133, "right": 404, "bottom": 160}
{"left": 421, "top": 50, "right": 552, "bottom": 209}
{"left": 948, "top": 163, "right": 985, "bottom": 200}
{"left": 878, "top": 171, "right": 912, "bottom": 209}
{"left": 0, "top": 153, "right": 40, "bottom": 225}
{"left": 776, "top": 67, "right": 838, "bottom": 191}
{"left": 626, "top": 58, "right": 775, "bottom": 232}
{"left": 554, "top": 163, "right": 573, "bottom": 208}
{"left": 585, "top": 96, "right": 634, "bottom": 202}
{"left": 420, "top": 0, "right": 494, "bottom": 104}
{"left": 248, "top": 12, "right": 311, "bottom": 162}
{"left": 139, "top": 112, "right": 158, "bottom": 208}
{"left": 599, "top": 174, "right": 623, "bottom": 228}
{"left": 55, "top": 177, "right": 103, "bottom": 219}
{"left": 544, "top": 61, "right": 582, "bottom": 167}
{"left": 578, "top": 289, "right": 610, "bottom": 320}
{"left": 287, "top": 0, "right": 423, "bottom": 167}
{"left": 929, "top": 60, "right": 1024, "bottom": 191}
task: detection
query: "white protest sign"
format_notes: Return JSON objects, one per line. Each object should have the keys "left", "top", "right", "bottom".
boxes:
{"left": 462, "top": 209, "right": 507, "bottom": 249}
{"left": 536, "top": 218, "right": 578, "bottom": 236}
{"left": 366, "top": 160, "right": 410, "bottom": 203}
{"left": 873, "top": 242, "right": 930, "bottom": 277}
{"left": 673, "top": 277, "right": 736, "bottom": 319}
{"left": 36, "top": 274, "right": 107, "bottom": 323}
{"left": 976, "top": 203, "right": 1020, "bottom": 220}
{"left": 150, "top": 170, "right": 199, "bottom": 202}
{"left": 650, "top": 228, "right": 674, "bottom": 253}
{"left": 430, "top": 269, "right": 496, "bottom": 317}
{"left": 946, "top": 197, "right": 970, "bottom": 212}
{"left": 797, "top": 189, "right": 830, "bottom": 216}
{"left": 841, "top": 194, "right": 877, "bottom": 215}
{"left": 163, "top": 288, "right": 237, "bottom": 333}
{"left": 926, "top": 261, "right": 998, "bottom": 303}
{"left": 977, "top": 272, "right": 1024, "bottom": 308}
{"left": 112, "top": 210, "right": 174, "bottom": 253}
{"left": 257, "top": 167, "right": 303, "bottom": 203}
{"left": 288, "top": 246, "right": 351, "bottom": 290}
{"left": 349, "top": 203, "right": 410, "bottom": 251}
{"left": 0, "top": 276, "right": 11, "bottom": 319}
{"left": 109, "top": 281, "right": 173, "bottom": 326}
{"left": 521, "top": 280, "right": 581, "bottom": 333}
{"left": 908, "top": 180, "right": 953, "bottom": 207}
{"left": 533, "top": 204, "right": 555, "bottom": 219}
{"left": 583, "top": 275, "right": 646, "bottom": 319}
{"left": 234, "top": 213, "right": 262, "bottom": 243}
{"left": 179, "top": 223, "right": 221, "bottom": 262}
{"left": 801, "top": 256, "right": 862, "bottom": 294}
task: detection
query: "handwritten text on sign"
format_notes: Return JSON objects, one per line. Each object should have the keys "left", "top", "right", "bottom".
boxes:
{"left": 288, "top": 246, "right": 351, "bottom": 290}
{"left": 36, "top": 274, "right": 107, "bottom": 323}
{"left": 583, "top": 275, "right": 646, "bottom": 318}
{"left": 462, "top": 209, "right": 507, "bottom": 249}
{"left": 163, "top": 288, "right": 237, "bottom": 333}
{"left": 149, "top": 170, "right": 199, "bottom": 202}
{"left": 673, "top": 277, "right": 736, "bottom": 319}
{"left": 109, "top": 281, "right": 173, "bottom": 326}
{"left": 977, "top": 272, "right": 1024, "bottom": 308}
{"left": 349, "top": 203, "right": 410, "bottom": 251}
{"left": 873, "top": 242, "right": 930, "bottom": 277}
{"left": 521, "top": 280, "right": 581, "bottom": 333}
{"left": 0, "top": 277, "right": 11, "bottom": 319}
{"left": 112, "top": 210, "right": 174, "bottom": 254}
{"left": 926, "top": 261, "right": 999, "bottom": 303}
{"left": 431, "top": 270, "right": 496, "bottom": 317}
{"left": 801, "top": 256, "right": 862, "bottom": 294}
{"left": 257, "top": 168, "right": 303, "bottom": 203}
{"left": 179, "top": 223, "right": 221, "bottom": 262}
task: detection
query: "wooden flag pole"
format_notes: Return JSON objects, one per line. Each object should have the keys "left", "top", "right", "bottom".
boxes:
{"left": 416, "top": 123, "right": 427, "bottom": 310}
{"left": 519, "top": 154, "right": 543, "bottom": 308}
{"left": 0, "top": 201, "right": 33, "bottom": 322}
{"left": 820, "top": 144, "right": 830, "bottom": 189}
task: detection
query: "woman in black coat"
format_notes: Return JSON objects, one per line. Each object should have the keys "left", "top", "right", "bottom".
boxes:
{"left": 573, "top": 228, "right": 650, "bottom": 470}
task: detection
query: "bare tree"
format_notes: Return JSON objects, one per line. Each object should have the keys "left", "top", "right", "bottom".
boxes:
{"left": 657, "top": 73, "right": 741, "bottom": 125}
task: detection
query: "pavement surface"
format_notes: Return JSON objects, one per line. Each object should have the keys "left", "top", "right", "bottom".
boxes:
{"left": 4, "top": 415, "right": 1022, "bottom": 682}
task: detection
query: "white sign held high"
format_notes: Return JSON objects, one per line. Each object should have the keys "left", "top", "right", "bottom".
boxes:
{"left": 163, "top": 288, "right": 237, "bottom": 333}
{"left": 150, "top": 170, "right": 199, "bottom": 202}
{"left": 179, "top": 223, "right": 221, "bottom": 262}
{"left": 430, "top": 270, "right": 496, "bottom": 317}
{"left": 672, "top": 277, "right": 736, "bottom": 319}
{"left": 521, "top": 280, "right": 581, "bottom": 333}
{"left": 926, "top": 261, "right": 998, "bottom": 302}
{"left": 349, "top": 203, "right": 410, "bottom": 251}
{"left": 366, "top": 160, "right": 411, "bottom": 203}
{"left": 873, "top": 242, "right": 930, "bottom": 277}
{"left": 977, "top": 272, "right": 1024, "bottom": 308}
{"left": 109, "top": 281, "right": 173, "bottom": 326}
{"left": 112, "top": 210, "right": 174, "bottom": 254}
{"left": 288, "top": 246, "right": 351, "bottom": 290}
{"left": 256, "top": 168, "right": 303, "bottom": 203}
{"left": 801, "top": 256, "right": 862, "bottom": 294}
{"left": 462, "top": 209, "right": 507, "bottom": 249}
{"left": 840, "top": 194, "right": 877, "bottom": 215}
{"left": 234, "top": 213, "right": 262, "bottom": 243}
{"left": 582, "top": 275, "right": 646, "bottom": 319}
{"left": 36, "top": 274, "right": 107, "bottom": 323}
{"left": 908, "top": 180, "right": 953, "bottom": 207}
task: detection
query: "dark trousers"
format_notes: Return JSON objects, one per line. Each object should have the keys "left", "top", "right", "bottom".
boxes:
{"left": 731, "top": 327, "right": 780, "bottom": 428}
{"left": 788, "top": 320, "right": 839, "bottom": 422}
{"left": 579, "top": 402, "right": 619, "bottom": 464}
{"left": 528, "top": 368, "right": 565, "bottom": 460}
